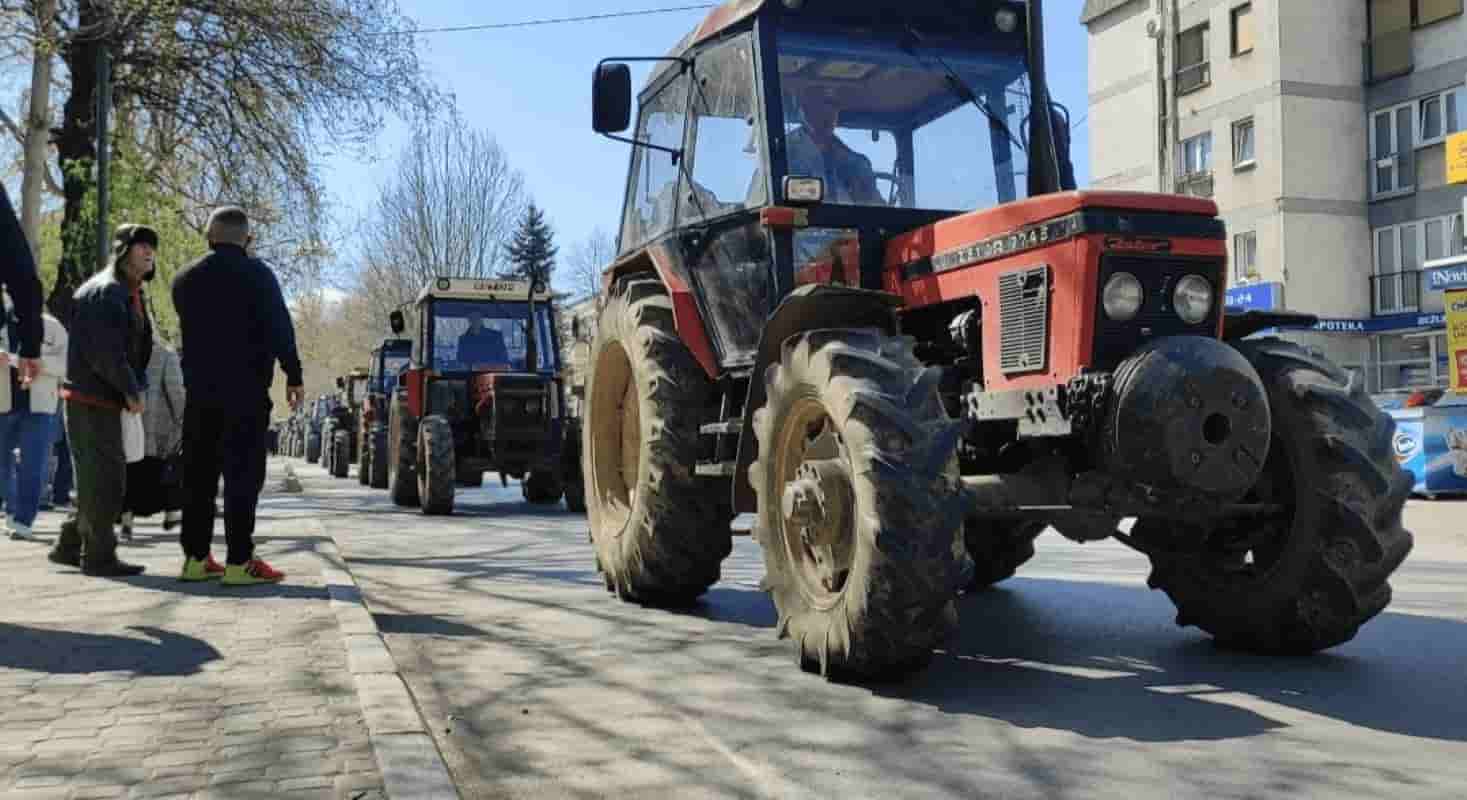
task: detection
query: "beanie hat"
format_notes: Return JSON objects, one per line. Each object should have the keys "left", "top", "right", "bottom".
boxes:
{"left": 112, "top": 223, "right": 160, "bottom": 281}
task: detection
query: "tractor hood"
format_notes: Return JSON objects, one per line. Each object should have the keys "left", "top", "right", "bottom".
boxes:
{"left": 885, "top": 190, "right": 1222, "bottom": 280}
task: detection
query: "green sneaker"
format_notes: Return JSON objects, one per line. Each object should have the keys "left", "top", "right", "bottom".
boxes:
{"left": 221, "top": 558, "right": 285, "bottom": 586}
{"left": 180, "top": 555, "right": 225, "bottom": 582}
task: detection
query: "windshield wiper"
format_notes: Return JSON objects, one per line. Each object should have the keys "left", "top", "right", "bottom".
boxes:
{"left": 900, "top": 25, "right": 1026, "bottom": 155}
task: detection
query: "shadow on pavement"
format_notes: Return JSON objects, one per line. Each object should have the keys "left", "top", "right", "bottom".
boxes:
{"left": 0, "top": 623, "right": 221, "bottom": 676}
{"left": 884, "top": 577, "right": 1467, "bottom": 743}
{"left": 374, "top": 613, "right": 490, "bottom": 637}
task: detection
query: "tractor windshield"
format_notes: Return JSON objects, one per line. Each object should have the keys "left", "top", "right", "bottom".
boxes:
{"left": 379, "top": 354, "right": 410, "bottom": 394}
{"left": 431, "top": 300, "right": 559, "bottom": 375}
{"left": 776, "top": 26, "right": 1033, "bottom": 210}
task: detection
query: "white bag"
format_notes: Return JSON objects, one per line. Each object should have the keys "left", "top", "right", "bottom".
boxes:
{"left": 122, "top": 411, "right": 145, "bottom": 464}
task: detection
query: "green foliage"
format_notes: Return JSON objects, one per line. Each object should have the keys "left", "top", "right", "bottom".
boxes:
{"left": 37, "top": 150, "right": 206, "bottom": 344}
{"left": 503, "top": 204, "right": 558, "bottom": 287}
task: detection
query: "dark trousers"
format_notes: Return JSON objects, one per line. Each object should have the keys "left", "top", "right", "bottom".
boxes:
{"left": 180, "top": 401, "right": 270, "bottom": 565}
{"left": 54, "top": 401, "right": 124, "bottom": 566}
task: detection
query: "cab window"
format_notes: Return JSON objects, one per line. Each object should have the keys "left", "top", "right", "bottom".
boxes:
{"left": 684, "top": 34, "right": 765, "bottom": 222}
{"left": 620, "top": 72, "right": 692, "bottom": 251}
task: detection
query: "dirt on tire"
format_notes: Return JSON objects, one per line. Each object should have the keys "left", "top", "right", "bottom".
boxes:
{"left": 750, "top": 329, "right": 969, "bottom": 680}
{"left": 1137, "top": 338, "right": 1414, "bottom": 654}
{"left": 388, "top": 391, "right": 420, "bottom": 507}
{"left": 583, "top": 278, "right": 733, "bottom": 605}
{"left": 418, "top": 415, "right": 455, "bottom": 516}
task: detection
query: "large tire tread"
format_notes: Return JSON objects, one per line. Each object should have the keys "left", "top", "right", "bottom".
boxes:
{"left": 585, "top": 279, "right": 733, "bottom": 606}
{"left": 1141, "top": 338, "right": 1413, "bottom": 654}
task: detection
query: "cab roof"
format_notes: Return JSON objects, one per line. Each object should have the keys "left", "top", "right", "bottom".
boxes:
{"left": 416, "top": 278, "right": 554, "bottom": 305}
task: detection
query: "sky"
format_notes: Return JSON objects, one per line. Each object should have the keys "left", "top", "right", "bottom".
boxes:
{"left": 317, "top": 0, "right": 1093, "bottom": 289}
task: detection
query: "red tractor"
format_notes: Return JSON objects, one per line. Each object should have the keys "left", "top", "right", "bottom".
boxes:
{"left": 387, "top": 278, "right": 578, "bottom": 515}
{"left": 582, "top": 0, "right": 1413, "bottom": 680}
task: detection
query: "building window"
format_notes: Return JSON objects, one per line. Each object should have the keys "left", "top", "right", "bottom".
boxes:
{"left": 1233, "top": 231, "right": 1258, "bottom": 281}
{"left": 1230, "top": 4, "right": 1255, "bottom": 55}
{"left": 1176, "top": 24, "right": 1210, "bottom": 94}
{"left": 1232, "top": 117, "right": 1256, "bottom": 168}
{"left": 1424, "top": 212, "right": 1467, "bottom": 261}
{"left": 1181, "top": 132, "right": 1213, "bottom": 175}
{"left": 1415, "top": 0, "right": 1464, "bottom": 27}
{"left": 1377, "top": 333, "right": 1440, "bottom": 392}
{"left": 1370, "top": 103, "right": 1415, "bottom": 198}
{"left": 1417, "top": 87, "right": 1465, "bottom": 146}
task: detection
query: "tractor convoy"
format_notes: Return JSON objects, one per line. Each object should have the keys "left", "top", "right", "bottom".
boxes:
{"left": 280, "top": 0, "right": 1415, "bottom": 685}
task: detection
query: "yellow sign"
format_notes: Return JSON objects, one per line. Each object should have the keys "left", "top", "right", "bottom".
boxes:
{"left": 1449, "top": 289, "right": 1467, "bottom": 394}
{"left": 1448, "top": 130, "right": 1467, "bottom": 185}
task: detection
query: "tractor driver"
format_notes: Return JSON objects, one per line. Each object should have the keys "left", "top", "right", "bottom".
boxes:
{"left": 785, "top": 85, "right": 883, "bottom": 206}
{"left": 456, "top": 310, "right": 510, "bottom": 366}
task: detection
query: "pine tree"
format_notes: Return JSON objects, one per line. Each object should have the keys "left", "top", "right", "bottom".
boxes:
{"left": 503, "top": 204, "right": 559, "bottom": 287}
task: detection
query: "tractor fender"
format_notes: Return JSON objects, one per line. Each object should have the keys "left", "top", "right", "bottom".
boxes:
{"left": 1222, "top": 309, "right": 1319, "bottom": 342}
{"left": 731, "top": 284, "right": 904, "bottom": 514}
{"left": 603, "top": 239, "right": 720, "bottom": 379}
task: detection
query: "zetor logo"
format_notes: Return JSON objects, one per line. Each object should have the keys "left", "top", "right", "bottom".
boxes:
{"left": 1393, "top": 431, "right": 1420, "bottom": 462}
{"left": 1104, "top": 236, "right": 1172, "bottom": 253}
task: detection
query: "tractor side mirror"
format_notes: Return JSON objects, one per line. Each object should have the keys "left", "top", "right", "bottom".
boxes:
{"left": 593, "top": 63, "right": 632, "bottom": 134}
{"left": 335, "top": 377, "right": 344, "bottom": 389}
{"left": 570, "top": 316, "right": 583, "bottom": 341}
{"left": 389, "top": 310, "right": 405, "bottom": 335}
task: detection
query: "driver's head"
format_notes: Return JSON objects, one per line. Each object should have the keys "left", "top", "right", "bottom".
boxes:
{"left": 796, "top": 85, "right": 840, "bottom": 140}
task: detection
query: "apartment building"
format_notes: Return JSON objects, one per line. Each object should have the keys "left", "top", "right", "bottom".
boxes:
{"left": 1082, "top": 0, "right": 1467, "bottom": 392}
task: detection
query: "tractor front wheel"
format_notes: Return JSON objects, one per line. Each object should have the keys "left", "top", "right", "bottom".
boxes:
{"left": 417, "top": 415, "right": 456, "bottom": 516}
{"left": 369, "top": 426, "right": 390, "bottom": 489}
{"left": 1136, "top": 339, "right": 1413, "bottom": 654}
{"left": 388, "top": 392, "right": 419, "bottom": 507}
{"left": 331, "top": 431, "right": 350, "bottom": 479}
{"left": 750, "top": 330, "right": 968, "bottom": 680}
{"left": 357, "top": 424, "right": 371, "bottom": 486}
{"left": 584, "top": 279, "right": 732, "bottom": 605}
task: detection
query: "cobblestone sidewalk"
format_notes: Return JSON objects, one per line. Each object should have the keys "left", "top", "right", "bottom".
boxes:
{"left": 0, "top": 462, "right": 385, "bottom": 800}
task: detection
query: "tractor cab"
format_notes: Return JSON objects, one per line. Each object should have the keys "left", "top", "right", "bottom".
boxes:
{"left": 593, "top": 0, "right": 1070, "bottom": 370}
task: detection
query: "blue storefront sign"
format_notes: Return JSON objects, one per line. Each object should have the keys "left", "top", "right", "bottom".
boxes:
{"left": 1310, "top": 312, "right": 1446, "bottom": 334}
{"left": 1224, "top": 282, "right": 1283, "bottom": 312}
{"left": 1425, "top": 259, "right": 1467, "bottom": 292}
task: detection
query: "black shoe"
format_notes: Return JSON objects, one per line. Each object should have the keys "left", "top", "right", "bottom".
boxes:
{"left": 82, "top": 559, "right": 146, "bottom": 577}
{"left": 47, "top": 549, "right": 82, "bottom": 568}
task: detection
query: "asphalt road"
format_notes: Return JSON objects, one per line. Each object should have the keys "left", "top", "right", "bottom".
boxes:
{"left": 296, "top": 459, "right": 1467, "bottom": 800}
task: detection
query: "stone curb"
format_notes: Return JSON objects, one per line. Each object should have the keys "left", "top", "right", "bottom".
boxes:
{"left": 291, "top": 463, "right": 462, "bottom": 800}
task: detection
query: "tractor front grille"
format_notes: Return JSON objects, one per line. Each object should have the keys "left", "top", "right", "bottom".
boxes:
{"left": 1091, "top": 254, "right": 1225, "bottom": 371}
{"left": 998, "top": 265, "right": 1050, "bottom": 375}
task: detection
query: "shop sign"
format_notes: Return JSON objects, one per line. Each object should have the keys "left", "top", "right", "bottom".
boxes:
{"left": 1310, "top": 312, "right": 1446, "bottom": 334}
{"left": 1448, "top": 130, "right": 1467, "bottom": 185}
{"left": 1224, "top": 282, "right": 1283, "bottom": 312}
{"left": 1448, "top": 289, "right": 1467, "bottom": 395}
{"left": 1425, "top": 259, "right": 1467, "bottom": 292}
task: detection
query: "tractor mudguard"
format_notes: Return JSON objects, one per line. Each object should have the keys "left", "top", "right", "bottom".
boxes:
{"left": 731, "top": 284, "right": 904, "bottom": 514}
{"left": 1222, "top": 309, "right": 1318, "bottom": 341}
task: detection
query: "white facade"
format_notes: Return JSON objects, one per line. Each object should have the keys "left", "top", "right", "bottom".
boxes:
{"left": 1083, "top": 0, "right": 1467, "bottom": 392}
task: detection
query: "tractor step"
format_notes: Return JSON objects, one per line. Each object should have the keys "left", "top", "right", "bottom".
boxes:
{"left": 696, "top": 461, "right": 737, "bottom": 477}
{"left": 700, "top": 421, "right": 742, "bottom": 435}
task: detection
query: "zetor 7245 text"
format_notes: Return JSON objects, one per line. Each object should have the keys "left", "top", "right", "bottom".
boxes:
{"left": 580, "top": 0, "right": 1413, "bottom": 680}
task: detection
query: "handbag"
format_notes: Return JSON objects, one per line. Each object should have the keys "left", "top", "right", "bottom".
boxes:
{"left": 122, "top": 412, "right": 145, "bottom": 463}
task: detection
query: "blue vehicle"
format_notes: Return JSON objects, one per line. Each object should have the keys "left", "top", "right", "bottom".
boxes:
{"left": 360, "top": 338, "right": 413, "bottom": 489}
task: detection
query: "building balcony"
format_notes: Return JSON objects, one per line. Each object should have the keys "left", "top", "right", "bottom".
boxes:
{"left": 1174, "top": 172, "right": 1215, "bottom": 198}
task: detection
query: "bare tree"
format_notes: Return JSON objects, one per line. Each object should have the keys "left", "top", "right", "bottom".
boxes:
{"left": 355, "top": 115, "right": 527, "bottom": 323}
{"left": 565, "top": 227, "right": 615, "bottom": 302}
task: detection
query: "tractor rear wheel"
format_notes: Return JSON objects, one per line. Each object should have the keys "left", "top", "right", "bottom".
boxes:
{"left": 417, "top": 415, "right": 455, "bottom": 516}
{"left": 750, "top": 330, "right": 968, "bottom": 680}
{"left": 584, "top": 279, "right": 732, "bottom": 605}
{"left": 523, "top": 470, "right": 563, "bottom": 505}
{"left": 369, "top": 426, "right": 390, "bottom": 489}
{"left": 331, "top": 431, "right": 350, "bottom": 479}
{"left": 963, "top": 521, "right": 1044, "bottom": 590}
{"left": 306, "top": 432, "right": 321, "bottom": 464}
{"left": 1136, "top": 338, "right": 1413, "bottom": 654}
{"left": 388, "top": 392, "right": 419, "bottom": 507}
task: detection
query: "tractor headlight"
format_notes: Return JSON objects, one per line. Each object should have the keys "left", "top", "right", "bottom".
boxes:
{"left": 1173, "top": 275, "right": 1214, "bottom": 325}
{"left": 1102, "top": 272, "right": 1144, "bottom": 321}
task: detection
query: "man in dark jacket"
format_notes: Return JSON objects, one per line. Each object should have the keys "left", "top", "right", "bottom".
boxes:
{"left": 172, "top": 206, "right": 303, "bottom": 585}
{"left": 48, "top": 224, "right": 155, "bottom": 577}
{"left": 0, "top": 185, "right": 46, "bottom": 385}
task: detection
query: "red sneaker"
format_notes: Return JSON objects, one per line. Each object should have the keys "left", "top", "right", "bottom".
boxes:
{"left": 204, "top": 554, "right": 227, "bottom": 577}
{"left": 222, "top": 558, "right": 286, "bottom": 585}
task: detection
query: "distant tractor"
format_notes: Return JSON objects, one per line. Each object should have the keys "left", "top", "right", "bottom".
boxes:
{"left": 322, "top": 369, "right": 370, "bottom": 479}
{"left": 304, "top": 395, "right": 334, "bottom": 464}
{"left": 386, "top": 278, "right": 581, "bottom": 515}
{"left": 580, "top": 0, "right": 1413, "bottom": 680}
{"left": 360, "top": 338, "right": 413, "bottom": 489}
